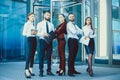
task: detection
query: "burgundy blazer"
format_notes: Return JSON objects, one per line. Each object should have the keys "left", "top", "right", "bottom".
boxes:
{"left": 55, "top": 22, "right": 67, "bottom": 39}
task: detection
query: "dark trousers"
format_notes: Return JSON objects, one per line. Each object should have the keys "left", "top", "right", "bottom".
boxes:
{"left": 68, "top": 38, "right": 78, "bottom": 73}
{"left": 25, "top": 37, "right": 37, "bottom": 69}
{"left": 58, "top": 38, "right": 66, "bottom": 71}
{"left": 38, "top": 39, "right": 52, "bottom": 73}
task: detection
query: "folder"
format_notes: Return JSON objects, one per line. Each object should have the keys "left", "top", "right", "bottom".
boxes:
{"left": 79, "top": 36, "right": 90, "bottom": 46}
{"left": 44, "top": 31, "right": 57, "bottom": 44}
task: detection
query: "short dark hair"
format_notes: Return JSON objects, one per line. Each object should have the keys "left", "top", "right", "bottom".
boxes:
{"left": 68, "top": 13, "right": 74, "bottom": 16}
{"left": 44, "top": 11, "right": 50, "bottom": 14}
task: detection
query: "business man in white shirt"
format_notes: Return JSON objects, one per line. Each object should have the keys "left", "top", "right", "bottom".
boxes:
{"left": 37, "top": 11, "right": 54, "bottom": 77}
{"left": 67, "top": 13, "right": 82, "bottom": 76}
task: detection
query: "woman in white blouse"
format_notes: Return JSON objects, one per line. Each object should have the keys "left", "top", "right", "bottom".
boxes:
{"left": 82, "top": 17, "right": 95, "bottom": 77}
{"left": 23, "top": 13, "right": 37, "bottom": 78}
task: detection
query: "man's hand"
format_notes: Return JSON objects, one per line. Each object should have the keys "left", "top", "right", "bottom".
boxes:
{"left": 44, "top": 33, "right": 50, "bottom": 37}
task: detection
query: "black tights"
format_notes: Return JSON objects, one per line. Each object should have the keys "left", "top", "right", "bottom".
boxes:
{"left": 88, "top": 54, "right": 93, "bottom": 71}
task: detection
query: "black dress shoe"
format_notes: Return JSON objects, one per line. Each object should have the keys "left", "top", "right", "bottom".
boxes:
{"left": 47, "top": 71, "right": 55, "bottom": 76}
{"left": 68, "top": 73, "right": 75, "bottom": 77}
{"left": 29, "top": 70, "right": 35, "bottom": 76}
{"left": 39, "top": 73, "right": 44, "bottom": 77}
{"left": 73, "top": 70, "right": 81, "bottom": 74}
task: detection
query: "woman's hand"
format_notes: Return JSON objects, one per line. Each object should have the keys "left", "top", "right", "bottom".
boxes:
{"left": 84, "top": 36, "right": 89, "bottom": 40}
{"left": 31, "top": 30, "right": 37, "bottom": 35}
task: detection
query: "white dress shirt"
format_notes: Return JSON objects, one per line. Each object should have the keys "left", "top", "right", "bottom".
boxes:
{"left": 67, "top": 21, "right": 82, "bottom": 39}
{"left": 22, "top": 21, "right": 36, "bottom": 37}
{"left": 37, "top": 20, "right": 54, "bottom": 39}
{"left": 82, "top": 25, "right": 96, "bottom": 38}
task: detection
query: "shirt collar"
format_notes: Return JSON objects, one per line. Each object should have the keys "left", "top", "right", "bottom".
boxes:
{"left": 27, "top": 20, "right": 33, "bottom": 24}
{"left": 85, "top": 25, "right": 91, "bottom": 29}
{"left": 44, "top": 19, "right": 49, "bottom": 23}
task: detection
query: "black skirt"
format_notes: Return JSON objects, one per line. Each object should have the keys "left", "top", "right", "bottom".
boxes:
{"left": 85, "top": 38, "right": 95, "bottom": 54}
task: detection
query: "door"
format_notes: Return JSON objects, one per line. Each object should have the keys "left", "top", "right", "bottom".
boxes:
{"left": 33, "top": 0, "right": 83, "bottom": 64}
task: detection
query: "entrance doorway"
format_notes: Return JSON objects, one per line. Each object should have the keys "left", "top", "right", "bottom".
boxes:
{"left": 33, "top": 0, "right": 83, "bottom": 64}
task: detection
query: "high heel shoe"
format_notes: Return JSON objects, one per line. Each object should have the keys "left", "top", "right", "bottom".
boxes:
{"left": 89, "top": 70, "right": 93, "bottom": 77}
{"left": 29, "top": 70, "right": 35, "bottom": 76}
{"left": 56, "top": 69, "right": 60, "bottom": 74}
{"left": 58, "top": 70, "right": 65, "bottom": 76}
{"left": 25, "top": 71, "right": 31, "bottom": 78}
{"left": 86, "top": 68, "right": 90, "bottom": 72}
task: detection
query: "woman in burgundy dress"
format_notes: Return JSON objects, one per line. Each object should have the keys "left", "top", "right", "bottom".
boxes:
{"left": 55, "top": 14, "right": 67, "bottom": 76}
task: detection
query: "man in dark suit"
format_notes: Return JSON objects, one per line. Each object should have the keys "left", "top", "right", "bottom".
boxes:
{"left": 67, "top": 13, "right": 82, "bottom": 76}
{"left": 37, "top": 11, "right": 55, "bottom": 77}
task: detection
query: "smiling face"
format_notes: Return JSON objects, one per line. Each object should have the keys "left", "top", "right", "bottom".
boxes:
{"left": 28, "top": 13, "right": 34, "bottom": 22}
{"left": 86, "top": 18, "right": 91, "bottom": 25}
{"left": 84, "top": 17, "right": 92, "bottom": 26}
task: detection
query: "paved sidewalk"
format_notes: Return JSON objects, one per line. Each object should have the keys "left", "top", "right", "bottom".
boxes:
{"left": 0, "top": 62, "right": 120, "bottom": 80}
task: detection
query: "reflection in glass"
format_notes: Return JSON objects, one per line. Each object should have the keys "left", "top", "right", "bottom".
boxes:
{"left": 112, "top": 20, "right": 120, "bottom": 30}
{"left": 112, "top": 6, "right": 119, "bottom": 19}
{"left": 0, "top": 1, "right": 26, "bottom": 61}
{"left": 112, "top": 31, "right": 120, "bottom": 64}
{"left": 112, "top": 0, "right": 119, "bottom": 6}
{"left": 112, "top": 0, "right": 120, "bottom": 65}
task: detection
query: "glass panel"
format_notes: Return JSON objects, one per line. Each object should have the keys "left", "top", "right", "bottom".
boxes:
{"left": 85, "top": 0, "right": 90, "bottom": 17}
{"left": 112, "top": 20, "right": 120, "bottom": 30}
{"left": 112, "top": 0, "right": 120, "bottom": 65}
{"left": 112, "top": 0, "right": 119, "bottom": 6}
{"left": 0, "top": 0, "right": 26, "bottom": 61}
{"left": 94, "top": 0, "right": 99, "bottom": 17}
{"left": 51, "top": 1, "right": 82, "bottom": 64}
{"left": 33, "top": 0, "right": 82, "bottom": 63}
{"left": 112, "top": 20, "right": 120, "bottom": 65}
{"left": 112, "top": 6, "right": 119, "bottom": 19}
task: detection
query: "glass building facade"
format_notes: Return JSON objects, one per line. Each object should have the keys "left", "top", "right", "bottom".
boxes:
{"left": 0, "top": 0, "right": 119, "bottom": 67}
{"left": 0, "top": 0, "right": 26, "bottom": 61}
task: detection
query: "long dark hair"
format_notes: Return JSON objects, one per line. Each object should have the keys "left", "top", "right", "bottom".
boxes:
{"left": 27, "top": 12, "right": 34, "bottom": 20}
{"left": 59, "top": 14, "right": 67, "bottom": 34}
{"left": 84, "top": 17, "right": 94, "bottom": 34}
{"left": 59, "top": 14, "right": 67, "bottom": 23}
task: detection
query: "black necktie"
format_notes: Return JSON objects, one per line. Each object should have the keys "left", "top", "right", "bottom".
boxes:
{"left": 46, "top": 22, "right": 49, "bottom": 33}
